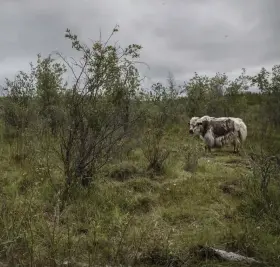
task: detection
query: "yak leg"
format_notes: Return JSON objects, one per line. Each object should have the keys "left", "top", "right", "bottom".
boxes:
{"left": 232, "top": 139, "right": 240, "bottom": 154}
{"left": 204, "top": 145, "right": 211, "bottom": 153}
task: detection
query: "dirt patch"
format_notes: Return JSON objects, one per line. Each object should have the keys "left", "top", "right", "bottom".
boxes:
{"left": 219, "top": 179, "right": 243, "bottom": 197}
{"left": 225, "top": 158, "right": 244, "bottom": 165}
{"left": 224, "top": 158, "right": 251, "bottom": 169}
{"left": 109, "top": 163, "right": 138, "bottom": 181}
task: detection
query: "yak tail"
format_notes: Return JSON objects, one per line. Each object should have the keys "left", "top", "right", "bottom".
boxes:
{"left": 238, "top": 121, "right": 247, "bottom": 143}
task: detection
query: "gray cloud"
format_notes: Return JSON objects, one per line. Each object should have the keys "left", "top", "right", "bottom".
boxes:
{"left": 0, "top": 0, "right": 279, "bottom": 89}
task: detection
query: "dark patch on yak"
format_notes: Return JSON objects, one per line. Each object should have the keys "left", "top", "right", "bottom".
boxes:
{"left": 201, "top": 118, "right": 235, "bottom": 137}
{"left": 201, "top": 120, "right": 210, "bottom": 136}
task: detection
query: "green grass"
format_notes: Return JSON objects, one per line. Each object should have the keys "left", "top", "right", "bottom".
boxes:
{"left": 0, "top": 128, "right": 279, "bottom": 266}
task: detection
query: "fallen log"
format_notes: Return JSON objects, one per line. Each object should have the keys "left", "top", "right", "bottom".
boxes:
{"left": 209, "top": 247, "right": 261, "bottom": 263}
{"left": 195, "top": 245, "right": 262, "bottom": 264}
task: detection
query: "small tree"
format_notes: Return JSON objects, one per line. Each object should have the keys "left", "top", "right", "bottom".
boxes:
{"left": 3, "top": 68, "right": 36, "bottom": 129}
{"left": 207, "top": 72, "right": 228, "bottom": 117}
{"left": 141, "top": 82, "right": 174, "bottom": 174}
{"left": 164, "top": 72, "right": 182, "bottom": 124}
{"left": 2, "top": 67, "right": 38, "bottom": 159}
{"left": 184, "top": 72, "right": 210, "bottom": 117}
{"left": 35, "top": 54, "right": 67, "bottom": 135}
{"left": 224, "top": 68, "right": 249, "bottom": 117}
{"left": 251, "top": 65, "right": 280, "bottom": 128}
{"left": 56, "top": 25, "right": 143, "bottom": 194}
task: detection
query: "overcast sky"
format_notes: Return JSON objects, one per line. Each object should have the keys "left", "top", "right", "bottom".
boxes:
{"left": 0, "top": 0, "right": 279, "bottom": 91}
